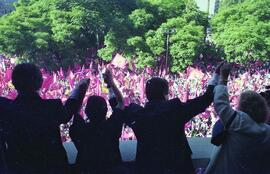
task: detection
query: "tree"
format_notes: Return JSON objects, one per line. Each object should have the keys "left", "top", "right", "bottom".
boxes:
{"left": 0, "top": 0, "right": 53, "bottom": 66}
{"left": 211, "top": 0, "right": 270, "bottom": 63}
{"left": 0, "top": 0, "right": 207, "bottom": 71}
{"left": 0, "top": 0, "right": 136, "bottom": 69}
{"left": 99, "top": 0, "right": 207, "bottom": 72}
{"left": 221, "top": 0, "right": 245, "bottom": 8}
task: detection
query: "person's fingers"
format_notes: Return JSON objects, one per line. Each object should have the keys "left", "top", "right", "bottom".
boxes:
{"left": 220, "top": 63, "right": 232, "bottom": 78}
{"left": 215, "top": 61, "right": 225, "bottom": 74}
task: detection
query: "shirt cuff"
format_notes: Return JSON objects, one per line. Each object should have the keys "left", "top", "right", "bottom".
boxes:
{"left": 208, "top": 73, "right": 220, "bottom": 86}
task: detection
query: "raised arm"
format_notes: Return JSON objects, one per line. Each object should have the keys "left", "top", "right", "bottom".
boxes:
{"left": 103, "top": 68, "right": 124, "bottom": 110}
{"left": 214, "top": 63, "right": 235, "bottom": 124}
{"left": 182, "top": 85, "right": 214, "bottom": 123}
{"left": 181, "top": 63, "right": 223, "bottom": 123}
{"left": 65, "top": 78, "right": 90, "bottom": 118}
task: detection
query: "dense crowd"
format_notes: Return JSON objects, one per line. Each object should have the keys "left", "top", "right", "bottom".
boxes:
{"left": 0, "top": 56, "right": 269, "bottom": 174}
{"left": 0, "top": 54, "right": 270, "bottom": 141}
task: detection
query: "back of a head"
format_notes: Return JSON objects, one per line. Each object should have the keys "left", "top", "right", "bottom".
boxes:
{"left": 146, "top": 77, "right": 169, "bottom": 101}
{"left": 12, "top": 63, "right": 43, "bottom": 93}
{"left": 260, "top": 90, "right": 270, "bottom": 107}
{"left": 238, "top": 90, "right": 269, "bottom": 123}
{"left": 85, "top": 96, "right": 108, "bottom": 123}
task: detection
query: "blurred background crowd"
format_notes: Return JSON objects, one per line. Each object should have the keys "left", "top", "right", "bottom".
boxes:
{"left": 1, "top": 54, "right": 269, "bottom": 141}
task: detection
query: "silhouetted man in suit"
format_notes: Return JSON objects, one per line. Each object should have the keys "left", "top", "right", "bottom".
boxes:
{"left": 4, "top": 63, "right": 89, "bottom": 174}
{"left": 70, "top": 68, "right": 125, "bottom": 174}
{"left": 126, "top": 66, "right": 221, "bottom": 174}
{"left": 0, "top": 97, "right": 12, "bottom": 173}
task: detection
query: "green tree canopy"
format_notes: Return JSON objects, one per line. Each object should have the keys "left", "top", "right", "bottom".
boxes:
{"left": 0, "top": 0, "right": 207, "bottom": 71}
{"left": 98, "top": 0, "right": 207, "bottom": 72}
{"left": 0, "top": 0, "right": 136, "bottom": 69}
{"left": 211, "top": 0, "right": 270, "bottom": 63}
{"left": 221, "top": 0, "right": 245, "bottom": 8}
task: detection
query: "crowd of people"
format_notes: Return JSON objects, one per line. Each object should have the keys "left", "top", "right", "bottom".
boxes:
{"left": 0, "top": 54, "right": 270, "bottom": 173}
{"left": 1, "top": 55, "right": 270, "bottom": 140}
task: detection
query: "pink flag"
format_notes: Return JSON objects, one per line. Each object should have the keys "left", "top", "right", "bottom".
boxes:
{"left": 146, "top": 67, "right": 153, "bottom": 75}
{"left": 7, "top": 90, "right": 17, "bottom": 99}
{"left": 68, "top": 70, "right": 75, "bottom": 88}
{"left": 53, "top": 73, "right": 57, "bottom": 83}
{"left": 5, "top": 68, "right": 12, "bottom": 82}
{"left": 42, "top": 74, "right": 53, "bottom": 89}
{"left": 58, "top": 68, "right": 64, "bottom": 78}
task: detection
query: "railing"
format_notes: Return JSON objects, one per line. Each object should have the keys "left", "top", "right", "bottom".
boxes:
{"left": 63, "top": 137, "right": 214, "bottom": 169}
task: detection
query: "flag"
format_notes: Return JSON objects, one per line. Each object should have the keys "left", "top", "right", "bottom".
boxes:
{"left": 5, "top": 68, "right": 12, "bottom": 82}
{"left": 68, "top": 70, "right": 75, "bottom": 88}
{"left": 58, "top": 67, "right": 64, "bottom": 78}
{"left": 42, "top": 74, "right": 53, "bottom": 89}
{"left": 187, "top": 67, "right": 204, "bottom": 80}
{"left": 146, "top": 67, "right": 153, "bottom": 75}
{"left": 111, "top": 54, "right": 127, "bottom": 69}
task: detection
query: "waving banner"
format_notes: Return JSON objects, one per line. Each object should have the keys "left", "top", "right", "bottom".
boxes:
{"left": 111, "top": 54, "right": 127, "bottom": 69}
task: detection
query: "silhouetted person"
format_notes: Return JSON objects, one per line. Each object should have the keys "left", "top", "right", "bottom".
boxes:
{"left": 4, "top": 63, "right": 87, "bottom": 174}
{"left": 69, "top": 68, "right": 125, "bottom": 174}
{"left": 0, "top": 97, "right": 12, "bottom": 117}
{"left": 260, "top": 86, "right": 270, "bottom": 125}
{"left": 125, "top": 65, "right": 222, "bottom": 174}
{"left": 65, "top": 79, "right": 90, "bottom": 119}
{"left": 0, "top": 97, "right": 12, "bottom": 173}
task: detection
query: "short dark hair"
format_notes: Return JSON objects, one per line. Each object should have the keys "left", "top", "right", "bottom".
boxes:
{"left": 12, "top": 63, "right": 43, "bottom": 93}
{"left": 85, "top": 96, "right": 108, "bottom": 122}
{"left": 145, "top": 77, "right": 169, "bottom": 101}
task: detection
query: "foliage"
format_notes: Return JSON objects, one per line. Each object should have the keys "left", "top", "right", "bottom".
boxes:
{"left": 100, "top": 0, "right": 207, "bottom": 72}
{"left": 221, "top": 0, "right": 245, "bottom": 8}
{"left": 212, "top": 0, "right": 270, "bottom": 63}
{"left": 128, "top": 9, "right": 154, "bottom": 30}
{"left": 0, "top": 0, "right": 135, "bottom": 69}
{"left": 0, "top": 0, "right": 208, "bottom": 71}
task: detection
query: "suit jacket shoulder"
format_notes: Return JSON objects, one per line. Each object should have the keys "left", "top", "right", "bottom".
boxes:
{"left": 41, "top": 98, "right": 69, "bottom": 124}
{"left": 0, "top": 97, "right": 12, "bottom": 120}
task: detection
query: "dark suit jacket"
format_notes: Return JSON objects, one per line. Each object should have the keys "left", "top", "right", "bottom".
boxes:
{"left": 69, "top": 98, "right": 124, "bottom": 173}
{"left": 0, "top": 96, "right": 12, "bottom": 120}
{"left": 0, "top": 97, "right": 12, "bottom": 172}
{"left": 126, "top": 85, "right": 214, "bottom": 174}
{"left": 5, "top": 93, "right": 70, "bottom": 173}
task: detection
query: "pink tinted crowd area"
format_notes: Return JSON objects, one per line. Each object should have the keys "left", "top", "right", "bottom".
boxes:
{"left": 1, "top": 55, "right": 269, "bottom": 141}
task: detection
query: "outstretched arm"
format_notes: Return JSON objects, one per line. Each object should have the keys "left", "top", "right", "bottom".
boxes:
{"left": 214, "top": 63, "right": 235, "bottom": 124}
{"left": 103, "top": 68, "right": 124, "bottom": 110}
{"left": 182, "top": 85, "right": 214, "bottom": 123}
{"left": 65, "top": 78, "right": 90, "bottom": 117}
{"left": 181, "top": 63, "right": 223, "bottom": 123}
